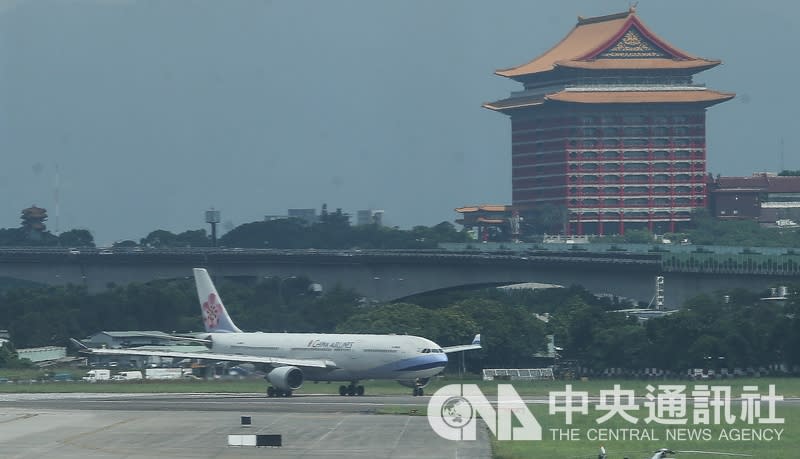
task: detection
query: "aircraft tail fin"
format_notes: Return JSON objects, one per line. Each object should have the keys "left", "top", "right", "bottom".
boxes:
{"left": 193, "top": 268, "right": 242, "bottom": 333}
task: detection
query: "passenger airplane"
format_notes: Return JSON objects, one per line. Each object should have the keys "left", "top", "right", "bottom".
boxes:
{"left": 74, "top": 268, "right": 481, "bottom": 397}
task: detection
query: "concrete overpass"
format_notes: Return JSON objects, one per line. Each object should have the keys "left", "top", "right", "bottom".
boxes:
{"left": 0, "top": 245, "right": 796, "bottom": 307}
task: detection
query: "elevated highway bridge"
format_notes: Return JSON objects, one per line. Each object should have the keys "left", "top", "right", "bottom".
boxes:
{"left": 0, "top": 243, "right": 796, "bottom": 307}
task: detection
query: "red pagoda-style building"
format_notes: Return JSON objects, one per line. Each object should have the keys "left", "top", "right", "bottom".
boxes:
{"left": 484, "top": 8, "right": 734, "bottom": 235}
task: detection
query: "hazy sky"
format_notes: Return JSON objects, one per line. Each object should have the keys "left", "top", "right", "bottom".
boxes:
{"left": 1, "top": 0, "right": 798, "bottom": 244}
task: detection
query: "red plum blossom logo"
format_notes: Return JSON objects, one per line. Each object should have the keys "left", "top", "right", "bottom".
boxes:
{"left": 203, "top": 293, "right": 222, "bottom": 329}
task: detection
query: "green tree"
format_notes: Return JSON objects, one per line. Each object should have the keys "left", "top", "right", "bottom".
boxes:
{"left": 140, "top": 230, "right": 178, "bottom": 248}
{"left": 220, "top": 219, "right": 313, "bottom": 248}
{"left": 0, "top": 341, "right": 31, "bottom": 369}
{"left": 174, "top": 229, "right": 211, "bottom": 247}
{"left": 59, "top": 229, "right": 95, "bottom": 247}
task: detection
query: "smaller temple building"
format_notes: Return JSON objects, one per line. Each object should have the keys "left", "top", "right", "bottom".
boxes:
{"left": 455, "top": 205, "right": 518, "bottom": 241}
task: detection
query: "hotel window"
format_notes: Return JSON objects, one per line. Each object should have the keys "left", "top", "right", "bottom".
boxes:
{"left": 674, "top": 127, "right": 689, "bottom": 136}
{"left": 623, "top": 115, "right": 647, "bottom": 124}
{"left": 623, "top": 150, "right": 648, "bottom": 160}
{"left": 623, "top": 139, "right": 648, "bottom": 147}
{"left": 623, "top": 127, "right": 648, "bottom": 137}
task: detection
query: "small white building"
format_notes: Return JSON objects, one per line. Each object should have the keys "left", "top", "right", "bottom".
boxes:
{"left": 16, "top": 346, "right": 67, "bottom": 363}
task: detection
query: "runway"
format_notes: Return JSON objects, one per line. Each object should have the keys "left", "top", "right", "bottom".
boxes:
{"left": 0, "top": 393, "right": 491, "bottom": 458}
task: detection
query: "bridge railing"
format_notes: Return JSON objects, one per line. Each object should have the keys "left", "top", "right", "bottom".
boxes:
{"left": 482, "top": 368, "right": 555, "bottom": 381}
{"left": 661, "top": 252, "right": 800, "bottom": 276}
{"left": 438, "top": 241, "right": 798, "bottom": 257}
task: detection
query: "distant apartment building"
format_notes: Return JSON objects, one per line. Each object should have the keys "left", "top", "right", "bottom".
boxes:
{"left": 709, "top": 173, "right": 800, "bottom": 226}
{"left": 288, "top": 208, "right": 318, "bottom": 225}
{"left": 264, "top": 209, "right": 319, "bottom": 224}
{"left": 356, "top": 209, "right": 384, "bottom": 226}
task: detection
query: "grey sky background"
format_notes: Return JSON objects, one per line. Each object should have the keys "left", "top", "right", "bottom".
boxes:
{"left": 0, "top": 0, "right": 797, "bottom": 244}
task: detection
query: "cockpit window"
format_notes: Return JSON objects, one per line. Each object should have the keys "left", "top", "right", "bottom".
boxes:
{"left": 421, "top": 348, "right": 443, "bottom": 354}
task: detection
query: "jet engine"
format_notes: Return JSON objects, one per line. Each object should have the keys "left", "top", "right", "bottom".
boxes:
{"left": 266, "top": 366, "right": 304, "bottom": 391}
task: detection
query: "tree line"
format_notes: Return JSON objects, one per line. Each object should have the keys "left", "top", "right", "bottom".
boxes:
{"left": 3, "top": 202, "right": 799, "bottom": 251}
{"left": 1, "top": 274, "right": 797, "bottom": 373}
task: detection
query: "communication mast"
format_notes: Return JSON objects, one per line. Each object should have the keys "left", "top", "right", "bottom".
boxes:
{"left": 654, "top": 276, "right": 665, "bottom": 310}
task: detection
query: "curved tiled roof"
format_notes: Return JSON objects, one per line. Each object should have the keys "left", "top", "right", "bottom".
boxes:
{"left": 483, "top": 89, "right": 734, "bottom": 112}
{"left": 546, "top": 89, "right": 735, "bottom": 105}
{"left": 455, "top": 205, "right": 510, "bottom": 213}
{"left": 496, "top": 9, "right": 720, "bottom": 78}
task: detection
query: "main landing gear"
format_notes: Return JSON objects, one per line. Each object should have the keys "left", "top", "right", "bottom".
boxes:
{"left": 267, "top": 386, "right": 292, "bottom": 397}
{"left": 338, "top": 383, "right": 365, "bottom": 396}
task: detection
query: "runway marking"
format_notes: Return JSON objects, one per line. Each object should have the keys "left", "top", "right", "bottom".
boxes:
{"left": 59, "top": 416, "right": 141, "bottom": 454}
{"left": 305, "top": 414, "right": 348, "bottom": 451}
{"left": 0, "top": 412, "right": 37, "bottom": 423}
{"left": 388, "top": 415, "right": 412, "bottom": 458}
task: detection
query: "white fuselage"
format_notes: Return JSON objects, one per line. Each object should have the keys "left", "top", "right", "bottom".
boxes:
{"left": 209, "top": 332, "right": 448, "bottom": 382}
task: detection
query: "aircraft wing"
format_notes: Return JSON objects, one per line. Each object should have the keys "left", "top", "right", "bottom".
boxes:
{"left": 442, "top": 334, "right": 482, "bottom": 354}
{"left": 71, "top": 339, "right": 332, "bottom": 368}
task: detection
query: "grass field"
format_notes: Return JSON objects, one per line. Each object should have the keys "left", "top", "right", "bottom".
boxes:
{"left": 3, "top": 368, "right": 800, "bottom": 397}
{"left": 1, "top": 370, "right": 797, "bottom": 457}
